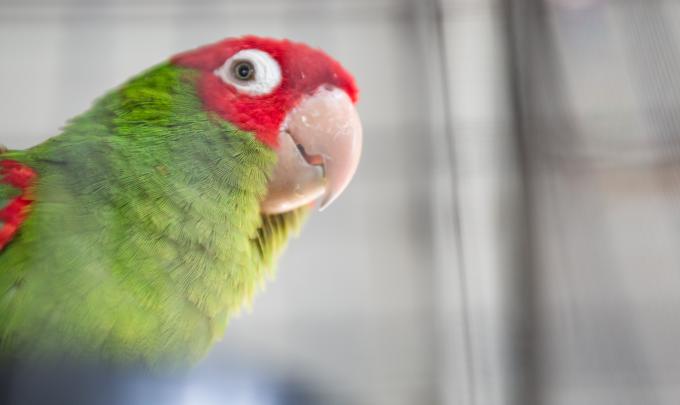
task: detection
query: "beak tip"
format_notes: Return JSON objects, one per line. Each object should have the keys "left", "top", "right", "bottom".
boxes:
{"left": 316, "top": 190, "right": 334, "bottom": 212}
{"left": 317, "top": 200, "right": 331, "bottom": 212}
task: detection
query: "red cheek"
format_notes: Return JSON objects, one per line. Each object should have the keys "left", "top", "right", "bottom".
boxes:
{"left": 198, "top": 73, "right": 296, "bottom": 148}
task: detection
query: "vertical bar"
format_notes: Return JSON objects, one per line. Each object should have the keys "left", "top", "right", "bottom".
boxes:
{"left": 499, "top": 1, "right": 544, "bottom": 404}
{"left": 433, "top": 1, "right": 534, "bottom": 404}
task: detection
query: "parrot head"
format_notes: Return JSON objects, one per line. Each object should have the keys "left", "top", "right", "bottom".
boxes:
{"left": 172, "top": 36, "right": 362, "bottom": 213}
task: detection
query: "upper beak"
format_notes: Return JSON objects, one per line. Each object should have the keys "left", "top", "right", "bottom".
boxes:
{"left": 261, "top": 86, "right": 363, "bottom": 214}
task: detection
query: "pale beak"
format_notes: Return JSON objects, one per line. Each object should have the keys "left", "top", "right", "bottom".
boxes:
{"left": 261, "top": 86, "right": 363, "bottom": 214}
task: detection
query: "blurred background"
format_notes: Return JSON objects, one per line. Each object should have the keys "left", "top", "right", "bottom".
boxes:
{"left": 2, "top": 0, "right": 680, "bottom": 404}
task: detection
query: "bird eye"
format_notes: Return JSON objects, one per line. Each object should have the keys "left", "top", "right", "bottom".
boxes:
{"left": 214, "top": 49, "right": 282, "bottom": 96}
{"left": 232, "top": 60, "right": 255, "bottom": 81}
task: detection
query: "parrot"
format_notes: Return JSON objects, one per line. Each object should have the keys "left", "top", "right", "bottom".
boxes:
{"left": 0, "top": 36, "right": 362, "bottom": 368}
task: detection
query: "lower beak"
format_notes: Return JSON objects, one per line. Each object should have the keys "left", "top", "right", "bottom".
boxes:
{"left": 260, "top": 86, "right": 363, "bottom": 214}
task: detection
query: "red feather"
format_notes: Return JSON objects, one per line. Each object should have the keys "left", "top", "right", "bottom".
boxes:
{"left": 0, "top": 159, "right": 37, "bottom": 251}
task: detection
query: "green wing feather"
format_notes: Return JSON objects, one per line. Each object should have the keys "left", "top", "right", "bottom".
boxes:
{"left": 0, "top": 179, "right": 21, "bottom": 212}
{"left": 0, "top": 64, "right": 308, "bottom": 367}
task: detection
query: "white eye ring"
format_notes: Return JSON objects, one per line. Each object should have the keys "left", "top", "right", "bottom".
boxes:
{"left": 214, "top": 49, "right": 282, "bottom": 96}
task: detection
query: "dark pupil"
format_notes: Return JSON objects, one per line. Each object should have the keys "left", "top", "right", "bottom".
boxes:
{"left": 234, "top": 62, "right": 254, "bottom": 80}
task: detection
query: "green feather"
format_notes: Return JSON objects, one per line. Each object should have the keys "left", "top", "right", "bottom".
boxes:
{"left": 0, "top": 64, "right": 308, "bottom": 367}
